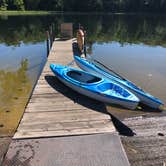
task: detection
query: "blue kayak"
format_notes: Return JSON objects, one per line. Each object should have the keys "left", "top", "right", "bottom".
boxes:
{"left": 50, "top": 64, "right": 139, "bottom": 109}
{"left": 74, "top": 55, "right": 164, "bottom": 109}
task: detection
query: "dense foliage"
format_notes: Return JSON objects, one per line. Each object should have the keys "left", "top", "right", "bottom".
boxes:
{"left": 0, "top": 14, "right": 166, "bottom": 47}
{"left": 1, "top": 0, "right": 166, "bottom": 12}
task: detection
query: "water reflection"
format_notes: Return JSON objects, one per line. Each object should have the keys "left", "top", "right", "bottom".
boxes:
{"left": 0, "top": 60, "right": 32, "bottom": 136}
{"left": 88, "top": 42, "right": 166, "bottom": 118}
{"left": 82, "top": 14, "right": 166, "bottom": 118}
{"left": 0, "top": 16, "right": 48, "bottom": 136}
{"left": 1, "top": 14, "right": 166, "bottom": 46}
{"left": 90, "top": 42, "right": 166, "bottom": 101}
{"left": 0, "top": 14, "right": 166, "bottom": 124}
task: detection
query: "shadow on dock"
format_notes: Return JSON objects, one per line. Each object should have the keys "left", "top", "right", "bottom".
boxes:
{"left": 56, "top": 38, "right": 71, "bottom": 41}
{"left": 45, "top": 75, "right": 108, "bottom": 114}
{"left": 45, "top": 75, "right": 135, "bottom": 137}
{"left": 72, "top": 42, "right": 82, "bottom": 56}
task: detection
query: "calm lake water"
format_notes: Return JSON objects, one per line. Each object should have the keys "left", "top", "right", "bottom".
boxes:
{"left": 0, "top": 14, "right": 166, "bottom": 135}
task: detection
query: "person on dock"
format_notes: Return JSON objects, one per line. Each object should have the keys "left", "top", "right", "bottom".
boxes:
{"left": 77, "top": 26, "right": 85, "bottom": 54}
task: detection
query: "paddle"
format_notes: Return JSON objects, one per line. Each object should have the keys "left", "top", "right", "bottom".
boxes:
{"left": 93, "top": 59, "right": 127, "bottom": 81}
{"left": 92, "top": 59, "right": 145, "bottom": 92}
{"left": 83, "top": 29, "right": 87, "bottom": 57}
{"left": 82, "top": 27, "right": 125, "bottom": 81}
{"left": 82, "top": 26, "right": 128, "bottom": 82}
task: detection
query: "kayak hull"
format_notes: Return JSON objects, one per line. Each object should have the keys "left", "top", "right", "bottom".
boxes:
{"left": 74, "top": 55, "right": 164, "bottom": 109}
{"left": 50, "top": 64, "right": 139, "bottom": 110}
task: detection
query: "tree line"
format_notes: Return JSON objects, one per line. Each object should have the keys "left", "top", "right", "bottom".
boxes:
{"left": 1, "top": 14, "right": 166, "bottom": 47}
{"left": 1, "top": 0, "right": 166, "bottom": 12}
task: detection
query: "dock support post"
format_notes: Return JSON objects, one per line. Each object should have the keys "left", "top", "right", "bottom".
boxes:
{"left": 84, "top": 31, "right": 87, "bottom": 57}
{"left": 52, "top": 23, "right": 55, "bottom": 40}
{"left": 46, "top": 31, "right": 50, "bottom": 57}
{"left": 49, "top": 25, "right": 53, "bottom": 48}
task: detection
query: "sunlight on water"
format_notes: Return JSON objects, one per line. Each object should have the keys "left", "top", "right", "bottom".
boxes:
{"left": 89, "top": 42, "right": 166, "bottom": 118}
{"left": 1, "top": 14, "right": 166, "bottom": 126}
{"left": 0, "top": 31, "right": 46, "bottom": 136}
{"left": 91, "top": 42, "right": 166, "bottom": 103}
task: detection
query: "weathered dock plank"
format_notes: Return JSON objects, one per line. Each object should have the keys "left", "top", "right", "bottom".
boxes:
{"left": 19, "top": 111, "right": 110, "bottom": 123}
{"left": 14, "top": 125, "right": 115, "bottom": 139}
{"left": 14, "top": 38, "right": 115, "bottom": 139}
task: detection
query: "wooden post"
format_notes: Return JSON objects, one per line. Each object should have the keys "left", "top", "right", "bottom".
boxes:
{"left": 49, "top": 25, "right": 53, "bottom": 48}
{"left": 52, "top": 23, "right": 55, "bottom": 39}
{"left": 84, "top": 30, "right": 87, "bottom": 57}
{"left": 46, "top": 31, "right": 50, "bottom": 57}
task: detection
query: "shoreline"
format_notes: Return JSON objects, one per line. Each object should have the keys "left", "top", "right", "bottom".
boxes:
{"left": 120, "top": 116, "right": 166, "bottom": 166}
{"left": 1, "top": 11, "right": 166, "bottom": 16}
{"left": 0, "top": 11, "right": 57, "bottom": 16}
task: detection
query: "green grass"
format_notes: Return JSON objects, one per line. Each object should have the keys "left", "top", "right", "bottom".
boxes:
{"left": 0, "top": 10, "right": 61, "bottom": 15}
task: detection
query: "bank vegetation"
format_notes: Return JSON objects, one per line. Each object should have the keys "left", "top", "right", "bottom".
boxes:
{"left": 0, "top": 0, "right": 166, "bottom": 13}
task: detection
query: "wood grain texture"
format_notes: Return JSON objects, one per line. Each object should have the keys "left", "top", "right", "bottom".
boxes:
{"left": 7, "top": 38, "right": 130, "bottom": 166}
{"left": 14, "top": 38, "right": 115, "bottom": 139}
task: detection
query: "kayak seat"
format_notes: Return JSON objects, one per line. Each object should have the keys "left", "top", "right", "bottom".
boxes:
{"left": 67, "top": 70, "right": 82, "bottom": 77}
{"left": 86, "top": 77, "right": 101, "bottom": 83}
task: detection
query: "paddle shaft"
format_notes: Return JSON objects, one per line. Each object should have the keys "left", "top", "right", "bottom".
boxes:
{"left": 93, "top": 59, "right": 126, "bottom": 81}
{"left": 83, "top": 31, "right": 87, "bottom": 57}
{"left": 82, "top": 26, "right": 125, "bottom": 81}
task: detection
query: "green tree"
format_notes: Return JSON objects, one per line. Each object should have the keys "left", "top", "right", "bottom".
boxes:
{"left": 13, "top": 0, "right": 24, "bottom": 10}
{"left": 0, "top": 0, "right": 8, "bottom": 10}
{"left": 88, "top": 0, "right": 103, "bottom": 11}
{"left": 2, "top": 0, "right": 166, "bottom": 13}
{"left": 24, "top": 0, "right": 40, "bottom": 10}
{"left": 39, "top": 0, "right": 63, "bottom": 10}
{"left": 64, "top": 0, "right": 75, "bottom": 11}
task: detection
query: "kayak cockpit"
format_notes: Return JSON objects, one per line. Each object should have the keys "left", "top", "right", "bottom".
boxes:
{"left": 66, "top": 70, "right": 102, "bottom": 84}
{"left": 97, "top": 83, "right": 131, "bottom": 98}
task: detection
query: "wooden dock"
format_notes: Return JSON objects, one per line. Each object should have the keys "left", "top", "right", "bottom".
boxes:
{"left": 3, "top": 38, "right": 130, "bottom": 166}
{"left": 14, "top": 38, "right": 115, "bottom": 139}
